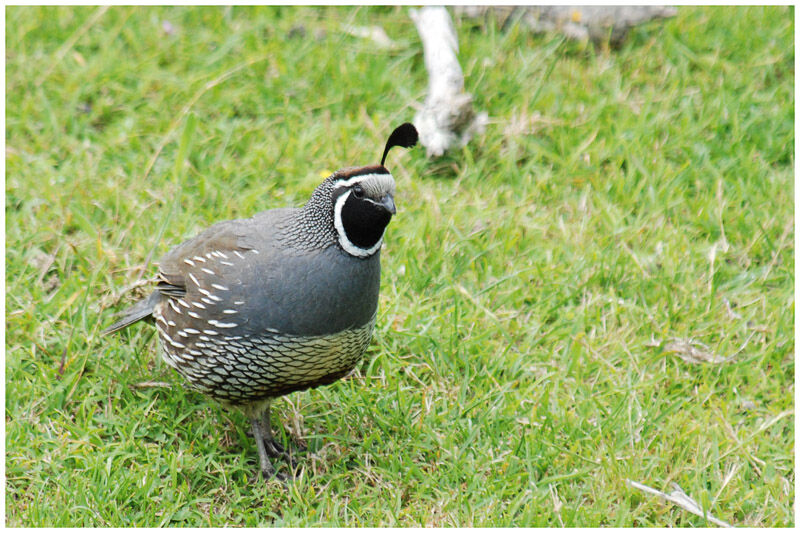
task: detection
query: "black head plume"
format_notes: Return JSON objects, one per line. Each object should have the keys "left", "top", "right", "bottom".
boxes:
{"left": 380, "top": 122, "right": 419, "bottom": 166}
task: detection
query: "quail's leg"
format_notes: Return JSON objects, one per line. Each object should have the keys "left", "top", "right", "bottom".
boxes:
{"left": 259, "top": 403, "right": 300, "bottom": 469}
{"left": 249, "top": 417, "right": 285, "bottom": 481}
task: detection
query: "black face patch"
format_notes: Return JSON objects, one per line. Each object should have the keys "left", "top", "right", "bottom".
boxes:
{"left": 340, "top": 192, "right": 392, "bottom": 250}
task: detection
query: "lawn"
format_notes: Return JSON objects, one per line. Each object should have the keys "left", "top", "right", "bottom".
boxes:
{"left": 5, "top": 5, "right": 794, "bottom": 527}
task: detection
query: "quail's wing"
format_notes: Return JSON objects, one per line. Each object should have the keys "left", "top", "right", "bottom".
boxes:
{"left": 153, "top": 208, "right": 297, "bottom": 325}
{"left": 156, "top": 219, "right": 255, "bottom": 299}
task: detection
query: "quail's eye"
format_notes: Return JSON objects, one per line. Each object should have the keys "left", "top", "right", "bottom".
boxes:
{"left": 352, "top": 185, "right": 364, "bottom": 199}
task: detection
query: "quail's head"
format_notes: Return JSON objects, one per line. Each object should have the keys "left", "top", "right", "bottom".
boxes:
{"left": 307, "top": 123, "right": 418, "bottom": 258}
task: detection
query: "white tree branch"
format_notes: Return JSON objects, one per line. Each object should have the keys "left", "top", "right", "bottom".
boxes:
{"left": 410, "top": 7, "right": 487, "bottom": 158}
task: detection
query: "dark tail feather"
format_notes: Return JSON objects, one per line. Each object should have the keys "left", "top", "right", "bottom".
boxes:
{"left": 102, "top": 292, "right": 160, "bottom": 335}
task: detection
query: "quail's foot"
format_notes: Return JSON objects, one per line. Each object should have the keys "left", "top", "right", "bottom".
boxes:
{"left": 250, "top": 418, "right": 288, "bottom": 482}
{"left": 256, "top": 414, "right": 304, "bottom": 471}
{"left": 259, "top": 462, "right": 288, "bottom": 482}
{"left": 263, "top": 436, "right": 300, "bottom": 469}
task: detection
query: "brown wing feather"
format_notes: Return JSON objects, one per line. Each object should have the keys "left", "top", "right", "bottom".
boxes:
{"left": 155, "top": 219, "right": 254, "bottom": 299}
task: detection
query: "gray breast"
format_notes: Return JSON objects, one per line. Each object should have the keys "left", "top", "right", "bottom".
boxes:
{"left": 219, "top": 211, "right": 382, "bottom": 336}
{"left": 239, "top": 244, "right": 381, "bottom": 336}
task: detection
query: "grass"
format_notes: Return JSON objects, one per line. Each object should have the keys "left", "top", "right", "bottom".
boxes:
{"left": 5, "top": 5, "right": 794, "bottom": 527}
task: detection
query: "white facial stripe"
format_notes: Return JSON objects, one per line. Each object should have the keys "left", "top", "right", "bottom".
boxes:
{"left": 333, "top": 190, "right": 385, "bottom": 258}
{"left": 334, "top": 173, "right": 391, "bottom": 189}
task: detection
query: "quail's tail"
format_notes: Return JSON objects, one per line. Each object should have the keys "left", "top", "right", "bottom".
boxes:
{"left": 102, "top": 292, "right": 160, "bottom": 335}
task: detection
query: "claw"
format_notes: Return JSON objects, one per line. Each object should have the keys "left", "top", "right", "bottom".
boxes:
{"left": 260, "top": 464, "right": 289, "bottom": 482}
{"left": 264, "top": 437, "right": 299, "bottom": 469}
{"left": 248, "top": 403, "right": 304, "bottom": 481}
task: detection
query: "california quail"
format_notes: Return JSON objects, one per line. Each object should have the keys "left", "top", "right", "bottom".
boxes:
{"left": 104, "top": 123, "right": 418, "bottom": 479}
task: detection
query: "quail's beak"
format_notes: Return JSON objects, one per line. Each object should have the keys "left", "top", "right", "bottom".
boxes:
{"left": 380, "top": 193, "right": 397, "bottom": 215}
